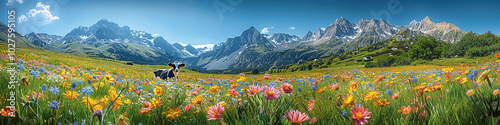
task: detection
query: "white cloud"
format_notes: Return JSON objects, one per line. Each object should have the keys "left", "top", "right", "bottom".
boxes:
{"left": 18, "top": 14, "right": 27, "bottom": 22}
{"left": 6, "top": 0, "right": 23, "bottom": 6}
{"left": 261, "top": 26, "right": 274, "bottom": 34}
{"left": 289, "top": 27, "right": 295, "bottom": 30}
{"left": 18, "top": 2, "right": 59, "bottom": 25}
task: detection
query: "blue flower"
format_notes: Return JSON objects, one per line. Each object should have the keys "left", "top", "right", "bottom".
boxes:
{"left": 298, "top": 87, "right": 302, "bottom": 92}
{"left": 309, "top": 78, "right": 315, "bottom": 83}
{"left": 71, "top": 81, "right": 77, "bottom": 90}
{"left": 49, "top": 85, "right": 60, "bottom": 94}
{"left": 39, "top": 67, "right": 46, "bottom": 72}
{"left": 82, "top": 86, "right": 94, "bottom": 95}
{"left": 31, "top": 71, "right": 40, "bottom": 78}
{"left": 411, "top": 76, "right": 417, "bottom": 82}
{"left": 81, "top": 119, "right": 86, "bottom": 125}
{"left": 78, "top": 79, "right": 84, "bottom": 84}
{"left": 311, "top": 85, "right": 317, "bottom": 91}
{"left": 473, "top": 69, "right": 478, "bottom": 77}
{"left": 49, "top": 100, "right": 59, "bottom": 109}
{"left": 307, "top": 97, "right": 310, "bottom": 100}
{"left": 468, "top": 73, "right": 474, "bottom": 80}
{"left": 342, "top": 110, "right": 347, "bottom": 115}
{"left": 386, "top": 89, "right": 392, "bottom": 95}
{"left": 42, "top": 84, "right": 47, "bottom": 92}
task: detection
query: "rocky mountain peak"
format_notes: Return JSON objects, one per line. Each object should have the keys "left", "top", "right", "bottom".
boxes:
{"left": 422, "top": 16, "right": 433, "bottom": 24}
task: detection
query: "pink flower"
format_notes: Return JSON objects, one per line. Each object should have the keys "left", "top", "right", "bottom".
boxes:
{"left": 308, "top": 99, "right": 315, "bottom": 111}
{"left": 281, "top": 83, "right": 294, "bottom": 94}
{"left": 239, "top": 73, "right": 245, "bottom": 76}
{"left": 207, "top": 103, "right": 225, "bottom": 121}
{"left": 284, "top": 110, "right": 311, "bottom": 124}
{"left": 143, "top": 101, "right": 151, "bottom": 107}
{"left": 392, "top": 93, "right": 399, "bottom": 100}
{"left": 263, "top": 87, "right": 280, "bottom": 100}
{"left": 309, "top": 117, "right": 317, "bottom": 124}
{"left": 247, "top": 85, "right": 261, "bottom": 96}
{"left": 350, "top": 105, "right": 372, "bottom": 125}
{"left": 191, "top": 90, "right": 199, "bottom": 95}
{"left": 136, "top": 90, "right": 143, "bottom": 95}
{"left": 32, "top": 93, "right": 43, "bottom": 98}
{"left": 228, "top": 89, "right": 239, "bottom": 97}
{"left": 329, "top": 83, "right": 340, "bottom": 90}
{"left": 184, "top": 104, "right": 193, "bottom": 112}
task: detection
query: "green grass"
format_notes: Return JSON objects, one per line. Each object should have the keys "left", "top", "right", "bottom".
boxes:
{"left": 1, "top": 43, "right": 500, "bottom": 124}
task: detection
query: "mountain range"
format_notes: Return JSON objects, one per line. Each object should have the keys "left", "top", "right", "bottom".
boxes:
{"left": 0, "top": 16, "right": 466, "bottom": 72}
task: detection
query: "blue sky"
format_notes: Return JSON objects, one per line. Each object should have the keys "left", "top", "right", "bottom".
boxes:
{"left": 2, "top": 0, "right": 500, "bottom": 45}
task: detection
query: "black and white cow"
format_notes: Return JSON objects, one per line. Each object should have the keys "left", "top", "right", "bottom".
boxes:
{"left": 154, "top": 61, "right": 185, "bottom": 82}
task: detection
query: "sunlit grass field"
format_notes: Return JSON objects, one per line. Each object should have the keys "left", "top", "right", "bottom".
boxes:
{"left": 1, "top": 43, "right": 500, "bottom": 125}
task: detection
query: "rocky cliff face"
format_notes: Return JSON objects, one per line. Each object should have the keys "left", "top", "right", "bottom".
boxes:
{"left": 405, "top": 16, "right": 465, "bottom": 43}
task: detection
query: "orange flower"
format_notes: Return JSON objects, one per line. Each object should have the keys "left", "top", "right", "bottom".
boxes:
{"left": 329, "top": 83, "right": 340, "bottom": 90}
{"left": 495, "top": 53, "right": 500, "bottom": 58}
{"left": 192, "top": 95, "right": 203, "bottom": 105}
{"left": 374, "top": 75, "right": 385, "bottom": 83}
{"left": 373, "top": 99, "right": 390, "bottom": 107}
{"left": 317, "top": 86, "right": 326, "bottom": 93}
{"left": 398, "top": 106, "right": 411, "bottom": 115}
{"left": 467, "top": 89, "right": 474, "bottom": 96}
{"left": 166, "top": 107, "right": 182, "bottom": 119}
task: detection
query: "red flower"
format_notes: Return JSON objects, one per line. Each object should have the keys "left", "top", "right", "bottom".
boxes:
{"left": 350, "top": 106, "right": 371, "bottom": 125}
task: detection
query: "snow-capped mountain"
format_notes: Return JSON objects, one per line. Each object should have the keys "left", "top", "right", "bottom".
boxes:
{"left": 192, "top": 44, "right": 216, "bottom": 53}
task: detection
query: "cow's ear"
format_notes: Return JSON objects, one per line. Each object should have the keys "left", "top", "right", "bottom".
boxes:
{"left": 179, "top": 63, "right": 185, "bottom": 67}
{"left": 168, "top": 63, "right": 174, "bottom": 67}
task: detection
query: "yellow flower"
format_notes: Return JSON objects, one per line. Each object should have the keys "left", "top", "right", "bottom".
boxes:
{"left": 154, "top": 86, "right": 163, "bottom": 96}
{"left": 60, "top": 82, "right": 70, "bottom": 88}
{"left": 60, "top": 69, "right": 66, "bottom": 77}
{"left": 115, "top": 112, "right": 130, "bottom": 125}
{"left": 83, "top": 73, "right": 93, "bottom": 79}
{"left": 476, "top": 69, "right": 491, "bottom": 85}
{"left": 124, "top": 99, "right": 131, "bottom": 104}
{"left": 22, "top": 76, "right": 30, "bottom": 85}
{"left": 93, "top": 84, "right": 99, "bottom": 91}
{"left": 364, "top": 90, "right": 380, "bottom": 101}
{"left": 209, "top": 86, "right": 220, "bottom": 94}
{"left": 63, "top": 91, "right": 79, "bottom": 99}
{"left": 218, "top": 101, "right": 227, "bottom": 107}
{"left": 494, "top": 89, "right": 500, "bottom": 96}
{"left": 128, "top": 85, "right": 135, "bottom": 92}
{"left": 342, "top": 94, "right": 355, "bottom": 107}
{"left": 166, "top": 107, "right": 182, "bottom": 119}
{"left": 99, "top": 82, "right": 105, "bottom": 87}
{"left": 237, "top": 76, "right": 246, "bottom": 82}
{"left": 82, "top": 97, "right": 101, "bottom": 112}
{"left": 192, "top": 95, "right": 203, "bottom": 105}
{"left": 104, "top": 74, "right": 115, "bottom": 83}
{"left": 433, "top": 85, "right": 444, "bottom": 91}
{"left": 467, "top": 89, "right": 474, "bottom": 96}
{"left": 373, "top": 99, "right": 390, "bottom": 107}
{"left": 152, "top": 97, "right": 162, "bottom": 108}
{"left": 101, "top": 96, "right": 110, "bottom": 108}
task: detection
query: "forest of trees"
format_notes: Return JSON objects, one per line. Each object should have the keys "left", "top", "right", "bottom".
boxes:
{"left": 448, "top": 31, "right": 500, "bottom": 58}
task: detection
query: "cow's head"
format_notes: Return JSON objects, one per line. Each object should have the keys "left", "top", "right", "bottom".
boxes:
{"left": 168, "top": 61, "right": 185, "bottom": 73}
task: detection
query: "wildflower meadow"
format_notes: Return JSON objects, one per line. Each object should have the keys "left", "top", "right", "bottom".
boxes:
{"left": 2, "top": 45, "right": 500, "bottom": 125}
